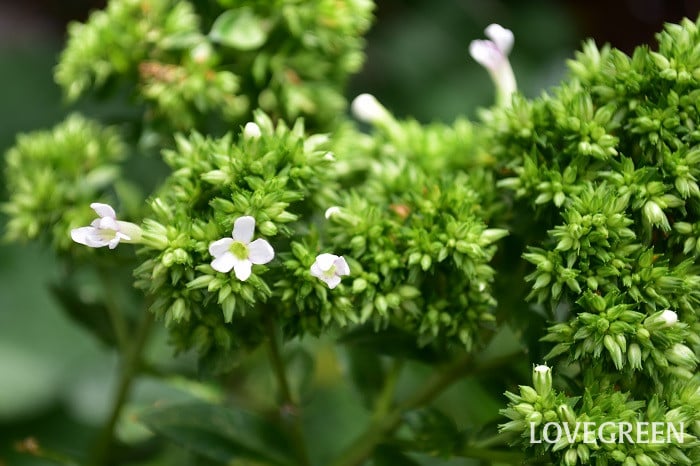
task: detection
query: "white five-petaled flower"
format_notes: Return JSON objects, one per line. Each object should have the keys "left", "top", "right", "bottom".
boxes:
{"left": 310, "top": 253, "right": 350, "bottom": 289}
{"left": 209, "top": 216, "right": 274, "bottom": 281}
{"left": 71, "top": 203, "right": 142, "bottom": 249}
{"left": 469, "top": 24, "right": 517, "bottom": 105}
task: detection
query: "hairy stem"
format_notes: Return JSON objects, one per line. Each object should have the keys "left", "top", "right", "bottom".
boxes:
{"left": 265, "top": 317, "right": 312, "bottom": 466}
{"left": 329, "top": 348, "right": 524, "bottom": 466}
{"left": 88, "top": 310, "right": 154, "bottom": 465}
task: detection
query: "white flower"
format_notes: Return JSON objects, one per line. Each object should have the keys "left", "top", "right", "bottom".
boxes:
{"left": 660, "top": 309, "right": 678, "bottom": 326}
{"left": 469, "top": 23, "right": 516, "bottom": 105}
{"left": 324, "top": 206, "right": 341, "bottom": 219}
{"left": 71, "top": 203, "right": 142, "bottom": 249}
{"left": 310, "top": 253, "right": 350, "bottom": 289}
{"left": 243, "top": 122, "right": 262, "bottom": 139}
{"left": 208, "top": 216, "right": 274, "bottom": 280}
{"left": 351, "top": 93, "right": 388, "bottom": 124}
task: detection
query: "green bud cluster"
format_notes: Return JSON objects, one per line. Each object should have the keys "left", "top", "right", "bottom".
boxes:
{"left": 55, "top": 0, "right": 374, "bottom": 131}
{"left": 3, "top": 114, "right": 127, "bottom": 250}
{"left": 501, "top": 366, "right": 699, "bottom": 465}
{"left": 133, "top": 112, "right": 336, "bottom": 367}
{"left": 493, "top": 16, "right": 700, "bottom": 465}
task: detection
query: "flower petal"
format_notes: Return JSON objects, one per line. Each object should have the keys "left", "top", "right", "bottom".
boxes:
{"left": 232, "top": 216, "right": 255, "bottom": 243}
{"left": 485, "top": 24, "right": 514, "bottom": 56}
{"left": 334, "top": 256, "right": 350, "bottom": 276}
{"left": 248, "top": 238, "right": 274, "bottom": 264}
{"left": 315, "top": 253, "right": 337, "bottom": 272}
{"left": 324, "top": 275, "right": 342, "bottom": 289}
{"left": 90, "top": 202, "right": 116, "bottom": 219}
{"left": 469, "top": 40, "right": 502, "bottom": 71}
{"left": 211, "top": 251, "right": 236, "bottom": 273}
{"left": 108, "top": 237, "right": 121, "bottom": 249}
{"left": 233, "top": 259, "right": 252, "bottom": 281}
{"left": 209, "top": 237, "right": 234, "bottom": 257}
{"left": 98, "top": 216, "right": 119, "bottom": 231}
{"left": 310, "top": 262, "right": 323, "bottom": 278}
{"left": 71, "top": 226, "right": 98, "bottom": 246}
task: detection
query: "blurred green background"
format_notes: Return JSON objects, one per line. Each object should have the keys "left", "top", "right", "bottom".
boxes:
{"left": 1, "top": 0, "right": 698, "bottom": 464}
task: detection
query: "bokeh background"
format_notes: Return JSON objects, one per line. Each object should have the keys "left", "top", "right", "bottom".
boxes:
{"left": 1, "top": 0, "right": 699, "bottom": 464}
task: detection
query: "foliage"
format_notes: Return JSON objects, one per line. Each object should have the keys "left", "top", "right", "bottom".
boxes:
{"left": 2, "top": 1, "right": 699, "bottom": 465}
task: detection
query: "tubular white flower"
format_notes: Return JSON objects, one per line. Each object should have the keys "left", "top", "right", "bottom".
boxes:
{"left": 243, "top": 122, "right": 262, "bottom": 139}
{"left": 310, "top": 253, "right": 350, "bottom": 289}
{"left": 209, "top": 216, "right": 274, "bottom": 280}
{"left": 469, "top": 23, "right": 517, "bottom": 105}
{"left": 71, "top": 202, "right": 142, "bottom": 249}
{"left": 351, "top": 93, "right": 388, "bottom": 124}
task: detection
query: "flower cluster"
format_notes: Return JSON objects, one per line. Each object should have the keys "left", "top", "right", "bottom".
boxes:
{"left": 56, "top": 0, "right": 374, "bottom": 132}
{"left": 489, "top": 16, "right": 700, "bottom": 465}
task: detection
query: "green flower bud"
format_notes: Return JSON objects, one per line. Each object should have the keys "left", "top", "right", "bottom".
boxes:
{"left": 520, "top": 385, "right": 539, "bottom": 403}
{"left": 533, "top": 364, "right": 552, "bottom": 397}
{"left": 628, "top": 343, "right": 642, "bottom": 370}
{"left": 557, "top": 404, "right": 577, "bottom": 425}
{"left": 514, "top": 403, "right": 535, "bottom": 416}
{"left": 665, "top": 343, "right": 697, "bottom": 369}
{"left": 576, "top": 444, "right": 589, "bottom": 463}
{"left": 564, "top": 448, "right": 578, "bottom": 466}
{"left": 604, "top": 335, "right": 623, "bottom": 369}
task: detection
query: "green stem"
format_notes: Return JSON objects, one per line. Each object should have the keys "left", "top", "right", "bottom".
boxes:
{"left": 98, "top": 267, "right": 129, "bottom": 352}
{"left": 372, "top": 359, "right": 404, "bottom": 421}
{"left": 329, "top": 348, "right": 525, "bottom": 466}
{"left": 265, "top": 318, "right": 312, "bottom": 466}
{"left": 88, "top": 310, "right": 154, "bottom": 466}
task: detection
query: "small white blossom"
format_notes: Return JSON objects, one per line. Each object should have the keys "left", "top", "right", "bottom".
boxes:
{"left": 243, "top": 122, "right": 262, "bottom": 139}
{"left": 71, "top": 203, "right": 142, "bottom": 249}
{"left": 324, "top": 206, "right": 341, "bottom": 219}
{"left": 660, "top": 309, "right": 678, "bottom": 326}
{"left": 310, "top": 253, "right": 350, "bottom": 289}
{"left": 469, "top": 24, "right": 516, "bottom": 105}
{"left": 351, "top": 93, "right": 388, "bottom": 124}
{"left": 323, "top": 151, "right": 335, "bottom": 161}
{"left": 209, "top": 216, "right": 274, "bottom": 280}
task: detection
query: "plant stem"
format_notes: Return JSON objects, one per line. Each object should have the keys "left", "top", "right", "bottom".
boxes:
{"left": 329, "top": 348, "right": 524, "bottom": 466}
{"left": 372, "top": 359, "right": 404, "bottom": 421}
{"left": 265, "top": 317, "right": 312, "bottom": 466}
{"left": 88, "top": 310, "right": 154, "bottom": 466}
{"left": 98, "top": 267, "right": 129, "bottom": 353}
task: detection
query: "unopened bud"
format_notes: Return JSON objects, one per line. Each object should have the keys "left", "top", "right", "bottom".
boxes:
{"left": 243, "top": 122, "right": 262, "bottom": 139}
{"left": 533, "top": 364, "right": 552, "bottom": 397}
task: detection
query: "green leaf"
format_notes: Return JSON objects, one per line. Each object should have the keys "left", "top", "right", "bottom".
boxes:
{"left": 209, "top": 8, "right": 271, "bottom": 51}
{"left": 139, "top": 402, "right": 294, "bottom": 465}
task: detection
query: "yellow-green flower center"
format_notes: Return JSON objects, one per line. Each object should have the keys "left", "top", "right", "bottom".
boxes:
{"left": 229, "top": 241, "right": 249, "bottom": 259}
{"left": 323, "top": 264, "right": 337, "bottom": 278}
